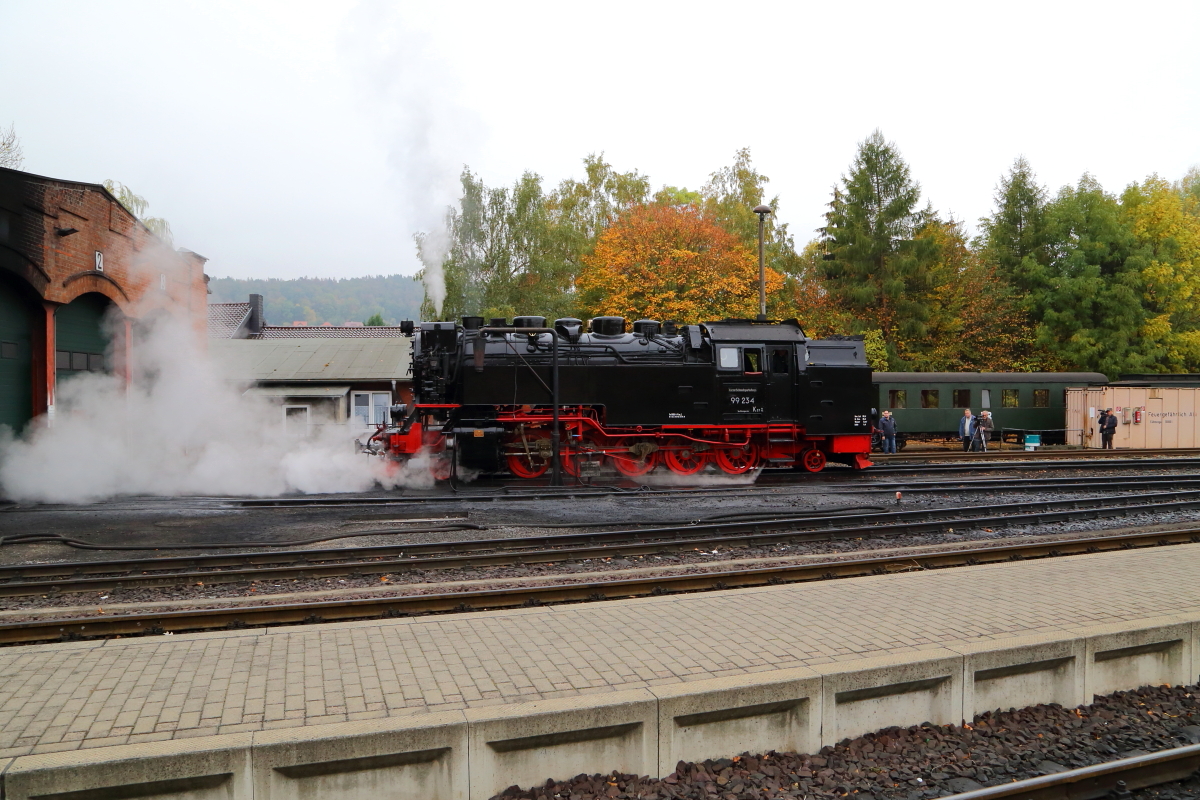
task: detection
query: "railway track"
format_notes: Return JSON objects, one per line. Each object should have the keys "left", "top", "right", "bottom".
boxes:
{"left": 945, "top": 742, "right": 1200, "bottom": 798}
{"left": 4, "top": 504, "right": 1200, "bottom": 644}
{"left": 7, "top": 487, "right": 1200, "bottom": 592}
{"left": 875, "top": 446, "right": 1200, "bottom": 462}
{"left": 221, "top": 458, "right": 1200, "bottom": 507}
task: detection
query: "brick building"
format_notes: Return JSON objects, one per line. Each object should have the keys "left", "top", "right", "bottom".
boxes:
{"left": 0, "top": 166, "right": 210, "bottom": 432}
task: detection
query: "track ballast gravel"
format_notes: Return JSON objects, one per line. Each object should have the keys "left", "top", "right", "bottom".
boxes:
{"left": 487, "top": 684, "right": 1200, "bottom": 800}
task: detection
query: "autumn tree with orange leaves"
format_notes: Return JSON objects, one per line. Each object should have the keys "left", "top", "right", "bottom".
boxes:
{"left": 576, "top": 204, "right": 784, "bottom": 323}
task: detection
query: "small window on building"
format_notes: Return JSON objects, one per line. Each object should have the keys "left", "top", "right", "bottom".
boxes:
{"left": 717, "top": 347, "right": 739, "bottom": 370}
{"left": 770, "top": 348, "right": 789, "bottom": 374}
{"left": 88, "top": 354, "right": 105, "bottom": 372}
{"left": 921, "top": 389, "right": 940, "bottom": 408}
{"left": 0, "top": 342, "right": 16, "bottom": 360}
{"left": 888, "top": 389, "right": 906, "bottom": 409}
{"left": 1002, "top": 389, "right": 1020, "bottom": 407}
{"left": 56, "top": 350, "right": 70, "bottom": 370}
{"left": 353, "top": 392, "right": 393, "bottom": 426}
{"left": 371, "top": 392, "right": 391, "bottom": 425}
{"left": 952, "top": 389, "right": 970, "bottom": 408}
{"left": 1033, "top": 389, "right": 1050, "bottom": 408}
{"left": 284, "top": 406, "right": 309, "bottom": 435}
{"left": 353, "top": 393, "right": 371, "bottom": 426}
{"left": 981, "top": 389, "right": 991, "bottom": 408}
{"left": 70, "top": 352, "right": 89, "bottom": 371}
{"left": 743, "top": 349, "right": 762, "bottom": 374}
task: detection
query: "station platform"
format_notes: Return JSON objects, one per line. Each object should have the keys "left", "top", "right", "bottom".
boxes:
{"left": 1, "top": 544, "right": 1199, "bottom": 799}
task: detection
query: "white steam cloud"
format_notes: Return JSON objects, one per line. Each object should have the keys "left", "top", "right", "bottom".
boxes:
{"left": 341, "top": 3, "right": 484, "bottom": 317}
{"left": 0, "top": 307, "right": 429, "bottom": 504}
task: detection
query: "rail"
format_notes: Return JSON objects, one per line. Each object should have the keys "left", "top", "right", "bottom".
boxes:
{"left": 3, "top": 515, "right": 1200, "bottom": 645}
{"left": 945, "top": 742, "right": 1200, "bottom": 799}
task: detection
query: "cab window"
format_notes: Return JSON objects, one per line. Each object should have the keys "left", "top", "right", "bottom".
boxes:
{"left": 770, "top": 348, "right": 790, "bottom": 374}
{"left": 717, "top": 347, "right": 739, "bottom": 369}
{"left": 743, "top": 349, "right": 762, "bottom": 374}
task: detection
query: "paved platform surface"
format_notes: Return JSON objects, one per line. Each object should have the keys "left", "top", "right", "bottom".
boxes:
{"left": 2, "top": 544, "right": 1198, "bottom": 759}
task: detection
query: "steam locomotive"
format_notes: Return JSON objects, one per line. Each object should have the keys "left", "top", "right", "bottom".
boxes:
{"left": 365, "top": 315, "right": 876, "bottom": 480}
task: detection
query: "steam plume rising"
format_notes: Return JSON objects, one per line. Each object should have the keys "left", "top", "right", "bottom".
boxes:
{"left": 341, "top": 3, "right": 483, "bottom": 317}
{"left": 0, "top": 308, "right": 428, "bottom": 504}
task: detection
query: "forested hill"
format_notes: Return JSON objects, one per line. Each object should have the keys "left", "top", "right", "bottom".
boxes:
{"left": 207, "top": 275, "right": 424, "bottom": 326}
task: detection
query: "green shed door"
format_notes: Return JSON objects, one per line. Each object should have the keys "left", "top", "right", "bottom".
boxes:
{"left": 0, "top": 276, "right": 34, "bottom": 432}
{"left": 55, "top": 294, "right": 112, "bottom": 382}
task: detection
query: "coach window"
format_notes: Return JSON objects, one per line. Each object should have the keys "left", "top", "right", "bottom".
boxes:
{"left": 888, "top": 389, "right": 906, "bottom": 408}
{"left": 717, "top": 347, "right": 739, "bottom": 370}
{"left": 1033, "top": 389, "right": 1050, "bottom": 408}
{"left": 952, "top": 389, "right": 970, "bottom": 408}
{"left": 921, "top": 389, "right": 939, "bottom": 408}
{"left": 1002, "top": 389, "right": 1020, "bottom": 407}
{"left": 980, "top": 389, "right": 991, "bottom": 408}
{"left": 743, "top": 348, "right": 762, "bottom": 374}
{"left": 770, "top": 348, "right": 790, "bottom": 374}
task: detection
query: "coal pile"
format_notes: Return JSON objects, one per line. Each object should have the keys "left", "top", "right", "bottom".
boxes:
{"left": 489, "top": 684, "right": 1200, "bottom": 800}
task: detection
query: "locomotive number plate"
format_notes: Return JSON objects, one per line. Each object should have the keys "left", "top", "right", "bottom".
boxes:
{"left": 724, "top": 385, "right": 764, "bottom": 416}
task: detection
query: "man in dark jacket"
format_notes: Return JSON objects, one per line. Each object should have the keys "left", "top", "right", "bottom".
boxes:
{"left": 1101, "top": 408, "right": 1117, "bottom": 449}
{"left": 878, "top": 410, "right": 899, "bottom": 453}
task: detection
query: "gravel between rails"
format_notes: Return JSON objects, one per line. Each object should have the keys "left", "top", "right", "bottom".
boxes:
{"left": 487, "top": 684, "right": 1200, "bottom": 800}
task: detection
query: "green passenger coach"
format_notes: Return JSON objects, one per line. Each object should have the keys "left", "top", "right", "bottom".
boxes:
{"left": 872, "top": 372, "right": 1108, "bottom": 446}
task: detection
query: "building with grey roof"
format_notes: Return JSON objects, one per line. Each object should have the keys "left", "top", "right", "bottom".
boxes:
{"left": 207, "top": 301, "right": 413, "bottom": 434}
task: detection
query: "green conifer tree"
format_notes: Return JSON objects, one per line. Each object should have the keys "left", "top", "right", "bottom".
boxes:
{"left": 818, "top": 130, "right": 940, "bottom": 367}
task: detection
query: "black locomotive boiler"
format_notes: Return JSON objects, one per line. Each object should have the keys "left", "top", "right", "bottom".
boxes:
{"left": 372, "top": 315, "right": 876, "bottom": 479}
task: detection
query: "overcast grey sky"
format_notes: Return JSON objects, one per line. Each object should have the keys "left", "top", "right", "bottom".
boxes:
{"left": 2, "top": 0, "right": 1197, "bottom": 280}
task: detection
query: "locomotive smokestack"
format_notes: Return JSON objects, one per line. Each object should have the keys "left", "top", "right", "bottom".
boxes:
{"left": 753, "top": 205, "right": 773, "bottom": 321}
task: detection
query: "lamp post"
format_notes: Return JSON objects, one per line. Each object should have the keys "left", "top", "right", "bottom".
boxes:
{"left": 753, "top": 204, "right": 773, "bottom": 321}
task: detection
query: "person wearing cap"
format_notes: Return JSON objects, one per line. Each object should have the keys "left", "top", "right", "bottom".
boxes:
{"left": 1101, "top": 408, "right": 1117, "bottom": 449}
{"left": 973, "top": 410, "right": 995, "bottom": 451}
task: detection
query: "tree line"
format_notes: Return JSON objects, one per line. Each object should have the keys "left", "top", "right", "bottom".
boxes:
{"left": 208, "top": 275, "right": 424, "bottom": 326}
{"left": 422, "top": 134, "right": 1200, "bottom": 378}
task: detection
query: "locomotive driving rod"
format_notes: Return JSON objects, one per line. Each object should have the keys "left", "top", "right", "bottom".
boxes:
{"left": 478, "top": 326, "right": 562, "bottom": 486}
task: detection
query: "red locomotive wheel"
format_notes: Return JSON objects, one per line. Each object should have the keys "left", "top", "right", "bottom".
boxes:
{"left": 561, "top": 435, "right": 603, "bottom": 478}
{"left": 506, "top": 432, "right": 551, "bottom": 479}
{"left": 800, "top": 448, "right": 827, "bottom": 473}
{"left": 663, "top": 445, "right": 709, "bottom": 475}
{"left": 610, "top": 438, "right": 659, "bottom": 477}
{"left": 432, "top": 457, "right": 453, "bottom": 480}
{"left": 714, "top": 443, "right": 761, "bottom": 474}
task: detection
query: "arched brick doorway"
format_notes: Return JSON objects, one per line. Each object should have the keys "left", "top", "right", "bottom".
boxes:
{"left": 55, "top": 292, "right": 122, "bottom": 387}
{"left": 0, "top": 271, "right": 38, "bottom": 432}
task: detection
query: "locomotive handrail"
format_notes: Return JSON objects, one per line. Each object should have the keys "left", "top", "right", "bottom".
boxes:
{"left": 480, "top": 327, "right": 562, "bottom": 485}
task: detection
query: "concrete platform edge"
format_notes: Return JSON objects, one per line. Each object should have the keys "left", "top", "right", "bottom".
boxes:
{"left": 3, "top": 619, "right": 1199, "bottom": 800}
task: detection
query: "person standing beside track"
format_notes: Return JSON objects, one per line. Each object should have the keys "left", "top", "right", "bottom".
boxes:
{"left": 1101, "top": 408, "right": 1117, "bottom": 449}
{"left": 958, "top": 408, "right": 975, "bottom": 452}
{"left": 973, "top": 410, "right": 995, "bottom": 452}
{"left": 879, "top": 410, "right": 899, "bottom": 453}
